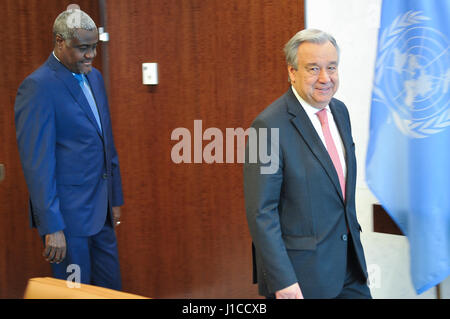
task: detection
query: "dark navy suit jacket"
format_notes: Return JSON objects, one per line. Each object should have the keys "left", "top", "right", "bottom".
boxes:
{"left": 15, "top": 54, "right": 123, "bottom": 237}
{"left": 244, "top": 87, "right": 368, "bottom": 298}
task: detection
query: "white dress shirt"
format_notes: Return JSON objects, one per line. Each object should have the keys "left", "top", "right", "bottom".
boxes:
{"left": 291, "top": 86, "right": 347, "bottom": 180}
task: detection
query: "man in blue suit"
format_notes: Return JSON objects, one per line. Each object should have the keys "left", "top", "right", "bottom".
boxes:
{"left": 14, "top": 8, "right": 123, "bottom": 290}
{"left": 244, "top": 29, "right": 371, "bottom": 299}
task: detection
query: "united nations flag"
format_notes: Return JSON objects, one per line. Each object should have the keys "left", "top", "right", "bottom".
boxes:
{"left": 366, "top": 0, "right": 450, "bottom": 294}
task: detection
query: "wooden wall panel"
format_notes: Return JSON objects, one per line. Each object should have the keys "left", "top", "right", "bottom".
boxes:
{"left": 107, "top": 0, "right": 304, "bottom": 298}
{"left": 0, "top": 0, "right": 100, "bottom": 298}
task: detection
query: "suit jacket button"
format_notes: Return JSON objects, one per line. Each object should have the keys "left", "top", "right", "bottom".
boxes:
{"left": 341, "top": 234, "right": 348, "bottom": 241}
{"left": 102, "top": 173, "right": 108, "bottom": 179}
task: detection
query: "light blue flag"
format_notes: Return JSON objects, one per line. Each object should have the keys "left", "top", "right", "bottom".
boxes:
{"left": 366, "top": 0, "right": 450, "bottom": 294}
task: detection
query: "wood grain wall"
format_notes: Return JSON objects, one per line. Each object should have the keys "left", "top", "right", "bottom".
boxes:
{"left": 106, "top": 0, "right": 304, "bottom": 298}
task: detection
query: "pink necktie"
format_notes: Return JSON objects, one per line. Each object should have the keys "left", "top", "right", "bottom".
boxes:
{"left": 316, "top": 108, "right": 345, "bottom": 200}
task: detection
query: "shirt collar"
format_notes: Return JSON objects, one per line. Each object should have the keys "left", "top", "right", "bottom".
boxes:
{"left": 52, "top": 51, "right": 61, "bottom": 62}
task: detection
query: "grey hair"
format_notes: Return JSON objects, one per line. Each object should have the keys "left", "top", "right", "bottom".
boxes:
{"left": 283, "top": 28, "right": 340, "bottom": 70}
{"left": 53, "top": 9, "right": 97, "bottom": 42}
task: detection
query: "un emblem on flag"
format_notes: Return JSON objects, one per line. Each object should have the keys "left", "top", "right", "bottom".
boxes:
{"left": 373, "top": 11, "right": 450, "bottom": 138}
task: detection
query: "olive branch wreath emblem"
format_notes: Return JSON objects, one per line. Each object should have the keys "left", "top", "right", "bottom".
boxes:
{"left": 372, "top": 11, "right": 450, "bottom": 138}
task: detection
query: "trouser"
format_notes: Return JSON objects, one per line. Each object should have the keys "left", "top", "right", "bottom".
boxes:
{"left": 334, "top": 236, "right": 372, "bottom": 299}
{"left": 49, "top": 217, "right": 122, "bottom": 291}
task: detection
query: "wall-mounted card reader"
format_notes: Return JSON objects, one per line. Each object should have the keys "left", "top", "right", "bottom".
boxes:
{"left": 142, "top": 63, "right": 158, "bottom": 85}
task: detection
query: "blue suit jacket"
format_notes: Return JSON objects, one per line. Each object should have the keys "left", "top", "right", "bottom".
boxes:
{"left": 244, "top": 87, "right": 368, "bottom": 298}
{"left": 14, "top": 54, "right": 124, "bottom": 237}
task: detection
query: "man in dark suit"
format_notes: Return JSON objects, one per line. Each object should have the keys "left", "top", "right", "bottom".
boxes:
{"left": 244, "top": 29, "right": 371, "bottom": 299}
{"left": 14, "top": 7, "right": 123, "bottom": 290}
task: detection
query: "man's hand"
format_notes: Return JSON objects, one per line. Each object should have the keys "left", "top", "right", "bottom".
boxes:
{"left": 43, "top": 230, "right": 66, "bottom": 264}
{"left": 275, "top": 283, "right": 304, "bottom": 299}
{"left": 112, "top": 206, "right": 121, "bottom": 227}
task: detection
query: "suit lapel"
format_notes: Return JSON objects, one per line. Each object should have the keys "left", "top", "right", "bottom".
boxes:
{"left": 330, "top": 100, "right": 355, "bottom": 205}
{"left": 285, "top": 88, "right": 344, "bottom": 203}
{"left": 47, "top": 54, "right": 103, "bottom": 138}
{"left": 85, "top": 72, "right": 106, "bottom": 139}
